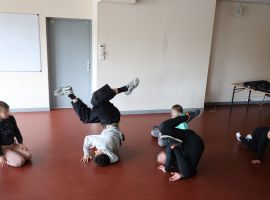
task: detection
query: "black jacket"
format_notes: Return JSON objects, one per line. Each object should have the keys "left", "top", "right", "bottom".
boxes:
{"left": 0, "top": 116, "right": 23, "bottom": 156}
{"left": 164, "top": 130, "right": 204, "bottom": 178}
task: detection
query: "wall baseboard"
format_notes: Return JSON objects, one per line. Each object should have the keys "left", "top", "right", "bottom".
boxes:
{"left": 205, "top": 101, "right": 270, "bottom": 106}
{"left": 11, "top": 107, "right": 50, "bottom": 113}
{"left": 120, "top": 108, "right": 202, "bottom": 115}
{"left": 11, "top": 107, "right": 206, "bottom": 114}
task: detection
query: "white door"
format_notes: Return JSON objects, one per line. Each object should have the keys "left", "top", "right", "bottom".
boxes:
{"left": 48, "top": 18, "right": 92, "bottom": 109}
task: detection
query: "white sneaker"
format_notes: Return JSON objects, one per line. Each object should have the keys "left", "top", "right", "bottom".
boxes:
{"left": 236, "top": 132, "right": 241, "bottom": 142}
{"left": 54, "top": 86, "right": 73, "bottom": 96}
{"left": 159, "top": 135, "right": 183, "bottom": 143}
{"left": 246, "top": 134, "right": 252, "bottom": 140}
{"left": 125, "top": 78, "right": 140, "bottom": 95}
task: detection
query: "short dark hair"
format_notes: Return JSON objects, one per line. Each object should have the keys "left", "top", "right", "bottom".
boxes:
{"left": 171, "top": 104, "right": 183, "bottom": 113}
{"left": 0, "top": 101, "right": 9, "bottom": 112}
{"left": 94, "top": 154, "right": 110, "bottom": 167}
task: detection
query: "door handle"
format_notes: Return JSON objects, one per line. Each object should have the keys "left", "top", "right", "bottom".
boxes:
{"left": 86, "top": 61, "right": 91, "bottom": 71}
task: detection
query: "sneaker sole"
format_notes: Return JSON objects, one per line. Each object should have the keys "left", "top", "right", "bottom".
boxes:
{"left": 54, "top": 86, "right": 72, "bottom": 96}
{"left": 159, "top": 135, "right": 183, "bottom": 143}
{"left": 125, "top": 78, "right": 140, "bottom": 95}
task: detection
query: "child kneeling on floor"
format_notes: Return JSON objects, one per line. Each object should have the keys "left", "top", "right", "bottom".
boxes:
{"left": 0, "top": 101, "right": 31, "bottom": 168}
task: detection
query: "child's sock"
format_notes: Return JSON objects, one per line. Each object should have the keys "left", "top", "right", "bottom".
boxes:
{"left": 117, "top": 86, "right": 128, "bottom": 94}
{"left": 68, "top": 94, "right": 77, "bottom": 100}
{"left": 236, "top": 132, "right": 241, "bottom": 142}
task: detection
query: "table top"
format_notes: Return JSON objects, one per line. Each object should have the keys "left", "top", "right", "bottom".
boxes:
{"left": 232, "top": 82, "right": 270, "bottom": 95}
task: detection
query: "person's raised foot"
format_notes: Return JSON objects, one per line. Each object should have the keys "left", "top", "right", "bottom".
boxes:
{"left": 195, "top": 108, "right": 204, "bottom": 118}
{"left": 236, "top": 132, "right": 241, "bottom": 142}
{"left": 125, "top": 78, "right": 140, "bottom": 95}
{"left": 187, "top": 108, "right": 204, "bottom": 120}
{"left": 151, "top": 127, "right": 161, "bottom": 138}
{"left": 246, "top": 134, "right": 252, "bottom": 140}
{"left": 54, "top": 86, "right": 73, "bottom": 96}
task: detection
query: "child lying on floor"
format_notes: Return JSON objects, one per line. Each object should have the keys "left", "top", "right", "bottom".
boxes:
{"left": 236, "top": 127, "right": 270, "bottom": 165}
{"left": 54, "top": 79, "right": 139, "bottom": 166}
{"left": 151, "top": 104, "right": 202, "bottom": 147}
{"left": 0, "top": 101, "right": 31, "bottom": 168}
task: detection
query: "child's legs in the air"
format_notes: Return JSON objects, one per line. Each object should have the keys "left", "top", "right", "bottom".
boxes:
{"left": 72, "top": 99, "right": 101, "bottom": 123}
{"left": 93, "top": 103, "right": 121, "bottom": 125}
{"left": 55, "top": 79, "right": 139, "bottom": 124}
{"left": 2, "top": 146, "right": 26, "bottom": 167}
{"left": 91, "top": 78, "right": 139, "bottom": 106}
{"left": 91, "top": 84, "right": 116, "bottom": 107}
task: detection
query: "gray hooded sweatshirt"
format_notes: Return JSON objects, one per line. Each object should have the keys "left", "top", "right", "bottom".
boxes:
{"left": 83, "top": 126, "right": 123, "bottom": 163}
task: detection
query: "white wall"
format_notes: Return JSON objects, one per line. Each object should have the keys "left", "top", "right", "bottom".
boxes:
{"left": 97, "top": 0, "right": 216, "bottom": 111}
{"left": 206, "top": 1, "right": 270, "bottom": 103}
{"left": 0, "top": 0, "right": 92, "bottom": 110}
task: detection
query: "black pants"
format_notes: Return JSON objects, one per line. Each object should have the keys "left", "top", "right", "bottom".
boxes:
{"left": 72, "top": 84, "right": 121, "bottom": 125}
{"left": 160, "top": 116, "right": 204, "bottom": 178}
{"left": 240, "top": 137, "right": 257, "bottom": 151}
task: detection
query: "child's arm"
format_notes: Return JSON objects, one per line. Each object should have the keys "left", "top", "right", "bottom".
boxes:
{"left": 83, "top": 136, "right": 94, "bottom": 157}
{"left": 12, "top": 116, "right": 23, "bottom": 144}
{"left": 81, "top": 136, "right": 94, "bottom": 163}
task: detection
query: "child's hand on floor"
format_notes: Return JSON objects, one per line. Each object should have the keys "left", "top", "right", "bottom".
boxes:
{"left": 251, "top": 159, "right": 261, "bottom": 165}
{"left": 19, "top": 143, "right": 28, "bottom": 151}
{"left": 158, "top": 165, "right": 166, "bottom": 173}
{"left": 81, "top": 155, "right": 92, "bottom": 163}
{"left": 169, "top": 172, "right": 182, "bottom": 182}
{"left": 0, "top": 156, "right": 6, "bottom": 168}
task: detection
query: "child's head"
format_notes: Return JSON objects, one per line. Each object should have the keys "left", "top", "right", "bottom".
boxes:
{"left": 171, "top": 104, "right": 183, "bottom": 118}
{"left": 94, "top": 154, "right": 111, "bottom": 167}
{"left": 156, "top": 151, "right": 166, "bottom": 164}
{"left": 0, "top": 101, "right": 10, "bottom": 119}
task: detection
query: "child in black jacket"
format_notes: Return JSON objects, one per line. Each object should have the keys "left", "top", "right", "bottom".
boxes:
{"left": 236, "top": 127, "right": 270, "bottom": 165}
{"left": 0, "top": 101, "right": 31, "bottom": 168}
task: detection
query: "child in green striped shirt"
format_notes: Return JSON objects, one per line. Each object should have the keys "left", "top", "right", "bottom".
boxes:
{"left": 151, "top": 104, "right": 189, "bottom": 147}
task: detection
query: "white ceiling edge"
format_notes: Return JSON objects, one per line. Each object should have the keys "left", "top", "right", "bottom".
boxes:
{"left": 98, "top": 0, "right": 136, "bottom": 4}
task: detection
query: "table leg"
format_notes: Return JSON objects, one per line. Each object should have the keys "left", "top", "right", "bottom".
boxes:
{"left": 231, "top": 86, "right": 236, "bottom": 109}
{"left": 247, "top": 90, "right": 252, "bottom": 108}
{"left": 260, "top": 94, "right": 266, "bottom": 110}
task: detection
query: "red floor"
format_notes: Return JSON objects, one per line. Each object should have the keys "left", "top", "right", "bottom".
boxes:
{"left": 0, "top": 105, "right": 269, "bottom": 200}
